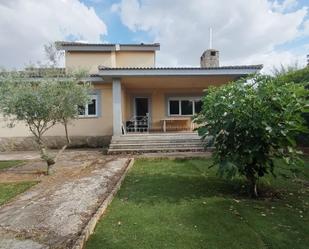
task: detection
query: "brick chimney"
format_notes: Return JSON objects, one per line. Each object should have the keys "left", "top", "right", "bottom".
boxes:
{"left": 200, "top": 49, "right": 219, "bottom": 68}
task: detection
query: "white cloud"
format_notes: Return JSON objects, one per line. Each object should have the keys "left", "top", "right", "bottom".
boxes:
{"left": 112, "top": 0, "right": 308, "bottom": 71}
{"left": 227, "top": 49, "right": 307, "bottom": 74}
{"left": 271, "top": 0, "right": 298, "bottom": 12}
{"left": 303, "top": 19, "right": 309, "bottom": 35}
{"left": 0, "top": 0, "right": 107, "bottom": 68}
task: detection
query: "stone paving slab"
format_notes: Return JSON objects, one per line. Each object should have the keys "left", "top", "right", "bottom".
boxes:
{"left": 136, "top": 151, "right": 212, "bottom": 158}
{"left": 0, "top": 151, "right": 129, "bottom": 249}
{"left": 0, "top": 149, "right": 100, "bottom": 161}
{"left": 0, "top": 150, "right": 41, "bottom": 161}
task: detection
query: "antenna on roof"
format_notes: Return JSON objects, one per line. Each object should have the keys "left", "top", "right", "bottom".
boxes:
{"left": 209, "top": 27, "right": 213, "bottom": 49}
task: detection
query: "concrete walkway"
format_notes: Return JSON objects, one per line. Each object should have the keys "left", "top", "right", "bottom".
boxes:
{"left": 0, "top": 150, "right": 130, "bottom": 249}
{"left": 0, "top": 150, "right": 41, "bottom": 161}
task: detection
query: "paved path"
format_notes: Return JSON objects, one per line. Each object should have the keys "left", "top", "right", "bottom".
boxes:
{"left": 0, "top": 149, "right": 102, "bottom": 161}
{"left": 0, "top": 150, "right": 129, "bottom": 249}
{"left": 0, "top": 150, "right": 41, "bottom": 161}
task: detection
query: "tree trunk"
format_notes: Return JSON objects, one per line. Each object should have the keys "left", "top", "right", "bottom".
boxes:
{"left": 37, "top": 140, "right": 55, "bottom": 175}
{"left": 246, "top": 173, "right": 258, "bottom": 198}
{"left": 251, "top": 179, "right": 258, "bottom": 198}
{"left": 33, "top": 121, "right": 70, "bottom": 175}
{"left": 53, "top": 121, "right": 71, "bottom": 165}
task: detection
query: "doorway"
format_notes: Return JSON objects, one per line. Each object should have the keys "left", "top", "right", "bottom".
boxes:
{"left": 135, "top": 97, "right": 149, "bottom": 117}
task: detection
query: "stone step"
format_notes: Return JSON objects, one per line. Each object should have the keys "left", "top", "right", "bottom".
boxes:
{"left": 113, "top": 134, "right": 200, "bottom": 139}
{"left": 108, "top": 133, "right": 210, "bottom": 154}
{"left": 110, "top": 143, "right": 204, "bottom": 146}
{"left": 111, "top": 139, "right": 203, "bottom": 144}
{"left": 110, "top": 143, "right": 205, "bottom": 149}
{"left": 108, "top": 147, "right": 206, "bottom": 154}
{"left": 120, "top": 132, "right": 198, "bottom": 137}
{"left": 111, "top": 138, "right": 202, "bottom": 142}
{"left": 112, "top": 136, "right": 202, "bottom": 141}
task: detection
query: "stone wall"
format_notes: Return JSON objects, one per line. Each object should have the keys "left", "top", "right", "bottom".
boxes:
{"left": 0, "top": 136, "right": 111, "bottom": 152}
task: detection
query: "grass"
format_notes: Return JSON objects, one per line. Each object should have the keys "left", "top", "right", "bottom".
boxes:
{"left": 0, "top": 160, "right": 24, "bottom": 170}
{"left": 86, "top": 157, "right": 309, "bottom": 249}
{"left": 0, "top": 181, "right": 38, "bottom": 205}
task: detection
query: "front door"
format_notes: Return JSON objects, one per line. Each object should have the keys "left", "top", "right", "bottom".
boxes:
{"left": 135, "top": 97, "right": 149, "bottom": 117}
{"left": 134, "top": 97, "right": 149, "bottom": 132}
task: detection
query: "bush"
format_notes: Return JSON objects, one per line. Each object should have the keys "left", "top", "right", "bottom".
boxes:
{"left": 276, "top": 66, "right": 309, "bottom": 146}
{"left": 195, "top": 74, "right": 308, "bottom": 197}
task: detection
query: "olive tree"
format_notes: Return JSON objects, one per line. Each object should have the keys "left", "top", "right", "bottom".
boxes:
{"left": 195, "top": 75, "right": 308, "bottom": 197}
{"left": 0, "top": 70, "right": 91, "bottom": 174}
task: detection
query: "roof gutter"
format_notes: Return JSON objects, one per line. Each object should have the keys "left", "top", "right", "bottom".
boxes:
{"left": 56, "top": 43, "right": 160, "bottom": 52}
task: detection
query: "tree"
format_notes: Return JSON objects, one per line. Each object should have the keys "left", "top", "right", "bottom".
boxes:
{"left": 195, "top": 74, "right": 309, "bottom": 197}
{"left": 271, "top": 62, "right": 300, "bottom": 77}
{"left": 44, "top": 42, "right": 63, "bottom": 67}
{"left": 0, "top": 70, "right": 91, "bottom": 174}
{"left": 275, "top": 65, "right": 309, "bottom": 83}
{"left": 276, "top": 66, "right": 309, "bottom": 146}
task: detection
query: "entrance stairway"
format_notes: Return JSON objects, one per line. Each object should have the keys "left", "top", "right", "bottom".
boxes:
{"left": 108, "top": 132, "right": 208, "bottom": 154}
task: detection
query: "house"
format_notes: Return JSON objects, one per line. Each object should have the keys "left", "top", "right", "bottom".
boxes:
{"left": 0, "top": 42, "right": 262, "bottom": 152}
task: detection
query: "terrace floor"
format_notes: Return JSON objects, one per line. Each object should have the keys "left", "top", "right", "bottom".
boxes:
{"left": 0, "top": 150, "right": 130, "bottom": 249}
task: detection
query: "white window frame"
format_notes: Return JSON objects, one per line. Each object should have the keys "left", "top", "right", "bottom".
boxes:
{"left": 78, "top": 94, "right": 99, "bottom": 118}
{"left": 168, "top": 97, "right": 202, "bottom": 116}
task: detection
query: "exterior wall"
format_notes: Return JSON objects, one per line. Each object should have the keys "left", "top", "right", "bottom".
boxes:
{"left": 122, "top": 75, "right": 237, "bottom": 131}
{"left": 0, "top": 83, "right": 114, "bottom": 151}
{"left": 0, "top": 74, "right": 238, "bottom": 150}
{"left": 65, "top": 52, "right": 113, "bottom": 73}
{"left": 65, "top": 51, "right": 155, "bottom": 73}
{"left": 115, "top": 51, "right": 155, "bottom": 68}
{"left": 124, "top": 88, "right": 204, "bottom": 131}
{"left": 0, "top": 136, "right": 111, "bottom": 152}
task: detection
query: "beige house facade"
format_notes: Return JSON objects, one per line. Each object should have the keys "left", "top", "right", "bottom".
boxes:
{"left": 0, "top": 42, "right": 262, "bottom": 151}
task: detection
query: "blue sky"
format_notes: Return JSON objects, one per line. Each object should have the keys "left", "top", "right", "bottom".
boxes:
{"left": 81, "top": 0, "right": 309, "bottom": 46}
{"left": 0, "top": 0, "right": 308, "bottom": 72}
{"left": 80, "top": 0, "right": 151, "bottom": 43}
{"left": 79, "top": 0, "right": 309, "bottom": 71}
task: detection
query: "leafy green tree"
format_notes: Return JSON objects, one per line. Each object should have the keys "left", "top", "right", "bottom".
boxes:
{"left": 195, "top": 75, "right": 308, "bottom": 197}
{"left": 276, "top": 66, "right": 309, "bottom": 146}
{"left": 44, "top": 42, "right": 64, "bottom": 67}
{"left": 0, "top": 70, "right": 90, "bottom": 174}
{"left": 274, "top": 65, "right": 309, "bottom": 83}
{"left": 271, "top": 62, "right": 300, "bottom": 77}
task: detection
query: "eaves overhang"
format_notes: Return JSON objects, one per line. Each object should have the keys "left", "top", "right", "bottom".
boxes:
{"left": 56, "top": 42, "right": 160, "bottom": 52}
{"left": 97, "top": 65, "right": 263, "bottom": 78}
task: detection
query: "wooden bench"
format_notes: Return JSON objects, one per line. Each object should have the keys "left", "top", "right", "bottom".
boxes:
{"left": 160, "top": 117, "right": 191, "bottom": 132}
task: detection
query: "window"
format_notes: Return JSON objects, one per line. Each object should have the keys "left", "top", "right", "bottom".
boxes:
{"left": 168, "top": 97, "right": 202, "bottom": 116}
{"left": 78, "top": 95, "right": 98, "bottom": 117}
{"left": 169, "top": 100, "right": 180, "bottom": 115}
{"left": 181, "top": 100, "right": 193, "bottom": 115}
{"left": 194, "top": 100, "right": 202, "bottom": 114}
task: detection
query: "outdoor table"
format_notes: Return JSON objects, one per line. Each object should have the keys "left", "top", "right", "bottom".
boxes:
{"left": 160, "top": 117, "right": 191, "bottom": 132}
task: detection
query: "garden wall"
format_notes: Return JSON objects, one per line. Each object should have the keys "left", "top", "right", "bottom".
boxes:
{"left": 0, "top": 136, "right": 111, "bottom": 152}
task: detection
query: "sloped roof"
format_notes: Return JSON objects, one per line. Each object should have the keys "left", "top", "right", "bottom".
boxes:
{"left": 98, "top": 65, "right": 263, "bottom": 70}
{"left": 56, "top": 42, "right": 160, "bottom": 52}
{"left": 97, "top": 65, "right": 263, "bottom": 77}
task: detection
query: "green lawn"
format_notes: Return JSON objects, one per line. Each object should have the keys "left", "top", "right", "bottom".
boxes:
{"left": 0, "top": 160, "right": 24, "bottom": 170}
{"left": 0, "top": 181, "right": 38, "bottom": 205}
{"left": 86, "top": 157, "right": 309, "bottom": 249}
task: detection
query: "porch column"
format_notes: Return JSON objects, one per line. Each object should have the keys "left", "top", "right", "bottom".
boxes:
{"left": 112, "top": 78, "right": 122, "bottom": 136}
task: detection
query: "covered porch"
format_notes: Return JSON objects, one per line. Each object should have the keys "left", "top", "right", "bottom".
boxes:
{"left": 120, "top": 77, "right": 208, "bottom": 133}
{"left": 101, "top": 66, "right": 262, "bottom": 136}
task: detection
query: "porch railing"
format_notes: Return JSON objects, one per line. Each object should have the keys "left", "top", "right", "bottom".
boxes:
{"left": 125, "top": 114, "right": 150, "bottom": 133}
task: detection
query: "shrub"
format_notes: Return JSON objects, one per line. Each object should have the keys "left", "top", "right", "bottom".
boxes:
{"left": 195, "top": 75, "right": 308, "bottom": 197}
